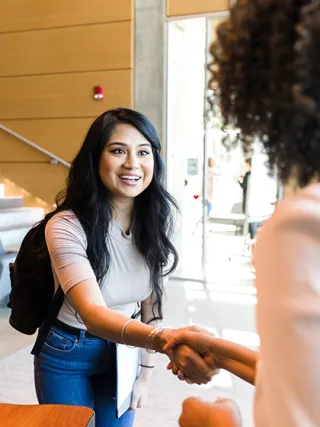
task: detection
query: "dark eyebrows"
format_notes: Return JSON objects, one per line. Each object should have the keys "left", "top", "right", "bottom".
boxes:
{"left": 107, "top": 142, "right": 151, "bottom": 148}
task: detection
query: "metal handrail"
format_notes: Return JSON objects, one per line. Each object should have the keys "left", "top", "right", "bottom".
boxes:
{"left": 0, "top": 123, "right": 71, "bottom": 168}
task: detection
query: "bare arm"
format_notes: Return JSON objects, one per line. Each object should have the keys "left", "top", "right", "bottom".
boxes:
{"left": 191, "top": 335, "right": 258, "bottom": 385}
{"left": 46, "top": 214, "right": 161, "bottom": 348}
{"left": 66, "top": 280, "right": 217, "bottom": 387}
{"left": 166, "top": 332, "right": 258, "bottom": 385}
{"left": 212, "top": 338, "right": 258, "bottom": 369}
{"left": 45, "top": 214, "right": 214, "bottom": 384}
{"left": 218, "top": 351, "right": 257, "bottom": 385}
{"left": 66, "top": 280, "right": 156, "bottom": 346}
{"left": 139, "top": 292, "right": 160, "bottom": 371}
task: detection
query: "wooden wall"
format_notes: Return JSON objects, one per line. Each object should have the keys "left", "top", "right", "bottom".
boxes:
{"left": 0, "top": 1, "right": 134, "bottom": 204}
{"left": 167, "top": 0, "right": 230, "bottom": 17}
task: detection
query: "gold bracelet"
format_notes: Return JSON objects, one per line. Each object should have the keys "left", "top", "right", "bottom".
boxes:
{"left": 146, "top": 327, "right": 165, "bottom": 353}
{"left": 146, "top": 328, "right": 157, "bottom": 353}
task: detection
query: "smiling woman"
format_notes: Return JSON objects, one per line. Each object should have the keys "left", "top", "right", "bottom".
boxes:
{"left": 99, "top": 123, "right": 154, "bottom": 204}
{"left": 30, "top": 108, "right": 182, "bottom": 427}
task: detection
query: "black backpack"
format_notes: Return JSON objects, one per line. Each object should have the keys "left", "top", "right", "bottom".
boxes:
{"left": 8, "top": 221, "right": 64, "bottom": 354}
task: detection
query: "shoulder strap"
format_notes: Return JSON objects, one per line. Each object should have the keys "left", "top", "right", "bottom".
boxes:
{"left": 31, "top": 287, "right": 65, "bottom": 356}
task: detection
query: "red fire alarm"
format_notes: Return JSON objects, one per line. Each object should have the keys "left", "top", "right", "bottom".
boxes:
{"left": 93, "top": 85, "right": 104, "bottom": 100}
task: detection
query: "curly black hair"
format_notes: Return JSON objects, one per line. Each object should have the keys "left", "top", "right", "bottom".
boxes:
{"left": 209, "top": 0, "right": 320, "bottom": 186}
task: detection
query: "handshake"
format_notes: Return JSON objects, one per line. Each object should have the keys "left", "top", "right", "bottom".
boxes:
{"left": 158, "top": 324, "right": 257, "bottom": 387}
{"left": 133, "top": 323, "right": 256, "bottom": 425}
{"left": 163, "top": 325, "right": 221, "bottom": 385}
{"left": 154, "top": 324, "right": 256, "bottom": 427}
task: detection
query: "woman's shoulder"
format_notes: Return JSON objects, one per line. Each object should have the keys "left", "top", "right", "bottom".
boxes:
{"left": 253, "top": 184, "right": 320, "bottom": 291}
{"left": 269, "top": 182, "right": 320, "bottom": 233}
{"left": 47, "top": 209, "right": 79, "bottom": 225}
{"left": 46, "top": 210, "right": 85, "bottom": 239}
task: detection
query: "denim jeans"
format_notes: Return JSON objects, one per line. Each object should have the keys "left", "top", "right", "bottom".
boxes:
{"left": 34, "top": 325, "right": 136, "bottom": 427}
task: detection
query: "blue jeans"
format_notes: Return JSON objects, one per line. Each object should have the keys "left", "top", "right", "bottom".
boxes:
{"left": 34, "top": 325, "right": 136, "bottom": 427}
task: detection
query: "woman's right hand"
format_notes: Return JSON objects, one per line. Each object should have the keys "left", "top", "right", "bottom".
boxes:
{"left": 152, "top": 327, "right": 216, "bottom": 384}
{"left": 166, "top": 326, "right": 220, "bottom": 384}
{"left": 162, "top": 326, "right": 258, "bottom": 386}
{"left": 163, "top": 326, "right": 219, "bottom": 368}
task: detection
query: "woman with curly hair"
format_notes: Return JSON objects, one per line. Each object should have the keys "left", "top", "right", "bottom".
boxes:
{"left": 166, "top": 0, "right": 320, "bottom": 426}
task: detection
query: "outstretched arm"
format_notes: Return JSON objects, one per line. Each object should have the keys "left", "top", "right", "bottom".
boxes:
{"left": 166, "top": 331, "right": 258, "bottom": 385}
{"left": 46, "top": 215, "right": 214, "bottom": 385}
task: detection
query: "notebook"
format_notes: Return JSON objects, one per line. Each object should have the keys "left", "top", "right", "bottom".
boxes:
{"left": 116, "top": 344, "right": 141, "bottom": 418}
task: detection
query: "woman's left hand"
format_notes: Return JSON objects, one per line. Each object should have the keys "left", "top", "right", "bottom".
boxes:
{"left": 129, "top": 369, "right": 152, "bottom": 411}
{"left": 179, "top": 397, "right": 242, "bottom": 427}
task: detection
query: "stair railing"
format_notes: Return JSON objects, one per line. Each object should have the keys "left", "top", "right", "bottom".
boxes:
{"left": 0, "top": 124, "right": 71, "bottom": 168}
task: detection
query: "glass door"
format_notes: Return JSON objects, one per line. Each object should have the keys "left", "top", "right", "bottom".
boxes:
{"left": 166, "top": 15, "right": 278, "bottom": 284}
{"left": 166, "top": 17, "right": 207, "bottom": 281}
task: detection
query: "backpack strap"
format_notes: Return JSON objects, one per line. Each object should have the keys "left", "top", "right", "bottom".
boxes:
{"left": 31, "top": 287, "right": 65, "bottom": 356}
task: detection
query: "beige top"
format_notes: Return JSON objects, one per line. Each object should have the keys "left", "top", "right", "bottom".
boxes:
{"left": 45, "top": 210, "right": 153, "bottom": 328}
{"left": 254, "top": 183, "right": 320, "bottom": 426}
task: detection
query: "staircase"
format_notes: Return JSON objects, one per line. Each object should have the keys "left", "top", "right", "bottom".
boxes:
{"left": 0, "top": 124, "right": 70, "bottom": 205}
{"left": 0, "top": 123, "right": 70, "bottom": 305}
{"left": 0, "top": 190, "right": 44, "bottom": 305}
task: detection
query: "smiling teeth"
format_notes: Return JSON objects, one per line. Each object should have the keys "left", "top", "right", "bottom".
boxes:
{"left": 120, "top": 176, "right": 139, "bottom": 180}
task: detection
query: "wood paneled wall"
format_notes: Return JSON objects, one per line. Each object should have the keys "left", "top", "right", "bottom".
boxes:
{"left": 0, "top": 70, "right": 132, "bottom": 120}
{"left": 0, "top": 1, "right": 132, "bottom": 33}
{"left": 167, "top": 0, "right": 230, "bottom": 17}
{"left": 0, "top": 1, "right": 134, "bottom": 202}
{"left": 0, "top": 22, "right": 132, "bottom": 77}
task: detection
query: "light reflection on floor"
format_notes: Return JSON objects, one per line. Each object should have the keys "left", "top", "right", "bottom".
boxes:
{"left": 222, "top": 329, "right": 260, "bottom": 349}
{"left": 210, "top": 292, "right": 257, "bottom": 305}
{"left": 207, "top": 283, "right": 256, "bottom": 295}
{"left": 177, "top": 229, "right": 256, "bottom": 285}
{"left": 169, "top": 229, "right": 257, "bottom": 426}
{"left": 183, "top": 284, "right": 257, "bottom": 305}
{"left": 198, "top": 369, "right": 233, "bottom": 390}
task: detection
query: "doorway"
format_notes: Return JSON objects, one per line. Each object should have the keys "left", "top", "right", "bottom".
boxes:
{"left": 165, "top": 15, "right": 278, "bottom": 284}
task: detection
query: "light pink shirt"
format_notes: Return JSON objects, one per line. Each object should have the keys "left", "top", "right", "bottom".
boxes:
{"left": 45, "top": 210, "right": 153, "bottom": 328}
{"left": 254, "top": 183, "right": 320, "bottom": 426}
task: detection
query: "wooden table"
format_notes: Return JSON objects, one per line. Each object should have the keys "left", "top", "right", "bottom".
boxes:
{"left": 0, "top": 403, "right": 95, "bottom": 427}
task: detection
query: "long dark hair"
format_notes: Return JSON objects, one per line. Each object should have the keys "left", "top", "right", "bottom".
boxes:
{"left": 44, "top": 108, "right": 179, "bottom": 319}
{"left": 209, "top": 0, "right": 320, "bottom": 187}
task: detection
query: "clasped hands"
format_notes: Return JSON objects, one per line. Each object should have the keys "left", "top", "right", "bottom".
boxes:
{"left": 162, "top": 326, "right": 242, "bottom": 427}
{"left": 163, "top": 325, "right": 220, "bottom": 385}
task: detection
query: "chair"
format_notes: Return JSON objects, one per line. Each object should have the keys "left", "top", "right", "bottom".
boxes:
{"left": 0, "top": 403, "right": 95, "bottom": 427}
